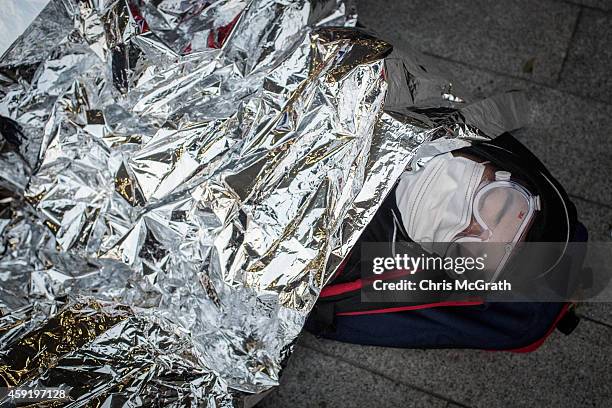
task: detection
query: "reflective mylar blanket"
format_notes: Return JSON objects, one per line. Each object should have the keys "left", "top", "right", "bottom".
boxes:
{"left": 0, "top": 0, "right": 526, "bottom": 406}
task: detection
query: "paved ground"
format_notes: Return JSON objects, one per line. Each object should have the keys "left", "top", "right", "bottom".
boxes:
{"left": 259, "top": 0, "right": 612, "bottom": 407}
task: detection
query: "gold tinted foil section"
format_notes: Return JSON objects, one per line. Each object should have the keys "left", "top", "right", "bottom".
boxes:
{"left": 0, "top": 301, "right": 129, "bottom": 387}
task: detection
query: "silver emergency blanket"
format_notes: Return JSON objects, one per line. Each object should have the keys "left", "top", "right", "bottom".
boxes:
{"left": 0, "top": 0, "right": 526, "bottom": 406}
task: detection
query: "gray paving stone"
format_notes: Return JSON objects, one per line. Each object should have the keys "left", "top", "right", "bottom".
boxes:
{"left": 561, "top": 0, "right": 612, "bottom": 11}
{"left": 573, "top": 198, "right": 612, "bottom": 242}
{"left": 571, "top": 199, "right": 612, "bottom": 327}
{"left": 300, "top": 319, "right": 612, "bottom": 408}
{"left": 257, "top": 344, "right": 447, "bottom": 408}
{"left": 415, "top": 52, "right": 526, "bottom": 99}
{"left": 559, "top": 9, "right": 612, "bottom": 103}
{"left": 511, "top": 91, "right": 612, "bottom": 206}
{"left": 579, "top": 302, "right": 612, "bottom": 326}
{"left": 357, "top": 0, "right": 580, "bottom": 84}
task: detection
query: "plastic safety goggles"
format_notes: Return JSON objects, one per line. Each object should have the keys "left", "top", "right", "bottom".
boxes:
{"left": 449, "top": 170, "right": 540, "bottom": 281}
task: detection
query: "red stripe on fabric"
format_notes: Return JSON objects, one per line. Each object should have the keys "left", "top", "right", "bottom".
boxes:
{"left": 336, "top": 300, "right": 484, "bottom": 316}
{"left": 503, "top": 303, "right": 571, "bottom": 353}
{"left": 320, "top": 279, "right": 363, "bottom": 297}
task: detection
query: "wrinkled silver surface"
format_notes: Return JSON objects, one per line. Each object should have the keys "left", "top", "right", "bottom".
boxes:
{"left": 0, "top": 0, "right": 526, "bottom": 406}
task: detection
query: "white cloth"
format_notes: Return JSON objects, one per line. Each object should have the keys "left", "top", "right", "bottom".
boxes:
{"left": 395, "top": 153, "right": 485, "bottom": 248}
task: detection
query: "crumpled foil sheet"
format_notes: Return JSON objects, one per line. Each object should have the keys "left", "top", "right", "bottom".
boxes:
{"left": 0, "top": 0, "right": 526, "bottom": 406}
